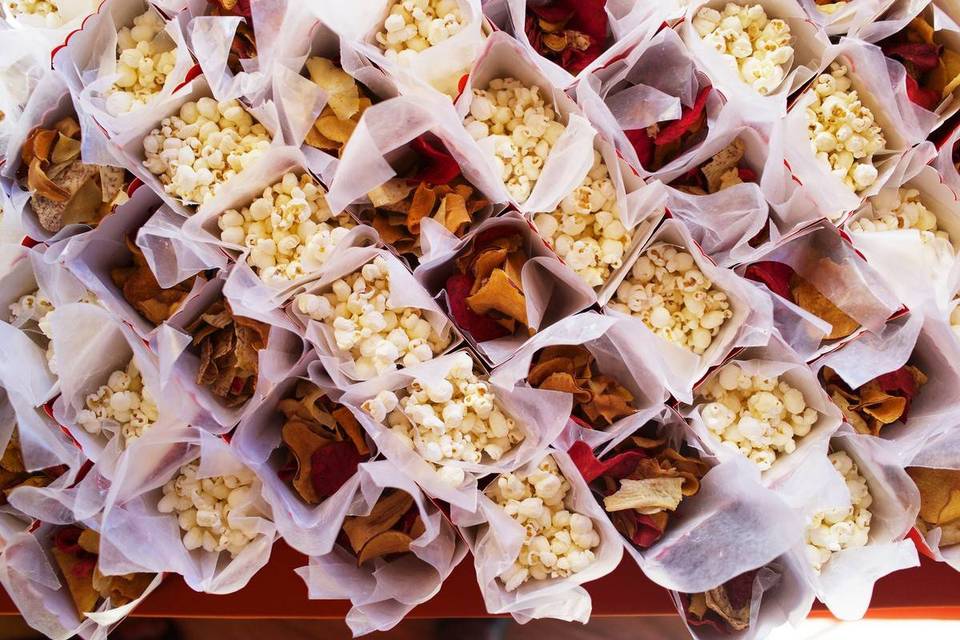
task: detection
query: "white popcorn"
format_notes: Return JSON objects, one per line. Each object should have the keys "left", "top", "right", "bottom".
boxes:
{"left": 2, "top": 0, "right": 62, "bottom": 27}
{"left": 77, "top": 360, "right": 159, "bottom": 446}
{"left": 157, "top": 462, "right": 264, "bottom": 557}
{"left": 9, "top": 290, "right": 57, "bottom": 372}
{"left": 804, "top": 450, "right": 872, "bottom": 572}
{"left": 376, "top": 0, "right": 464, "bottom": 55}
{"left": 607, "top": 243, "right": 732, "bottom": 354}
{"left": 850, "top": 188, "right": 954, "bottom": 252}
{"left": 295, "top": 256, "right": 450, "bottom": 378}
{"left": 142, "top": 98, "right": 271, "bottom": 205}
{"left": 464, "top": 77, "right": 565, "bottom": 203}
{"left": 805, "top": 63, "right": 886, "bottom": 194}
{"left": 694, "top": 3, "right": 794, "bottom": 95}
{"left": 105, "top": 9, "right": 177, "bottom": 115}
{"left": 534, "top": 150, "right": 632, "bottom": 289}
{"left": 487, "top": 455, "right": 599, "bottom": 591}
{"left": 696, "top": 363, "right": 819, "bottom": 471}
{"left": 218, "top": 173, "right": 353, "bottom": 284}
{"left": 368, "top": 352, "right": 525, "bottom": 480}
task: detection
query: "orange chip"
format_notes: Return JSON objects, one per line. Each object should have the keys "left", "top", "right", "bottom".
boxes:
{"left": 406, "top": 183, "right": 437, "bottom": 234}
{"left": 790, "top": 276, "right": 859, "bottom": 340}
{"left": 466, "top": 268, "right": 528, "bottom": 327}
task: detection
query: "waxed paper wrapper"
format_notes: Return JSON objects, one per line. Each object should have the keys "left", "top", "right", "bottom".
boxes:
{"left": 683, "top": 334, "right": 844, "bottom": 488}
{"left": 287, "top": 246, "right": 458, "bottom": 389}
{"left": 295, "top": 458, "right": 469, "bottom": 636}
{"left": 799, "top": 0, "right": 896, "bottom": 36}
{"left": 603, "top": 218, "right": 774, "bottom": 403}
{"left": 452, "top": 33, "right": 598, "bottom": 215}
{"left": 0, "top": 0, "right": 103, "bottom": 48}
{"left": 845, "top": 147, "right": 960, "bottom": 310}
{"left": 907, "top": 425, "right": 960, "bottom": 571}
{"left": 339, "top": 348, "right": 571, "bottom": 513}
{"left": 670, "top": 551, "right": 816, "bottom": 640}
{"left": 96, "top": 426, "right": 278, "bottom": 594}
{"left": 736, "top": 221, "right": 904, "bottom": 360}
{"left": 230, "top": 351, "right": 364, "bottom": 556}
{"left": 487, "top": 0, "right": 662, "bottom": 89}
{"left": 47, "top": 302, "right": 201, "bottom": 473}
{"left": 450, "top": 448, "right": 624, "bottom": 623}
{"left": 488, "top": 311, "right": 669, "bottom": 451}
{"left": 180, "top": 144, "right": 377, "bottom": 311}
{"left": 0, "top": 522, "right": 163, "bottom": 640}
{"left": 0, "top": 245, "right": 96, "bottom": 406}
{"left": 782, "top": 39, "right": 937, "bottom": 221}
{"left": 61, "top": 185, "right": 225, "bottom": 341}
{"left": 810, "top": 312, "right": 960, "bottom": 462}
{"left": 778, "top": 429, "right": 920, "bottom": 620}
{"left": 148, "top": 270, "right": 305, "bottom": 432}
{"left": 577, "top": 27, "right": 728, "bottom": 179}
{"left": 53, "top": 0, "right": 196, "bottom": 139}
{"left": 0, "top": 36, "right": 53, "bottom": 155}
{"left": 590, "top": 408, "right": 806, "bottom": 593}
{"left": 933, "top": 116, "right": 960, "bottom": 197}
{"left": 268, "top": 12, "right": 399, "bottom": 186}
{"left": 679, "top": 0, "right": 830, "bottom": 117}
{"left": 322, "top": 94, "right": 504, "bottom": 261}
{"left": 414, "top": 211, "right": 598, "bottom": 366}
{"left": 314, "top": 0, "right": 487, "bottom": 97}
{"left": 115, "top": 75, "right": 284, "bottom": 218}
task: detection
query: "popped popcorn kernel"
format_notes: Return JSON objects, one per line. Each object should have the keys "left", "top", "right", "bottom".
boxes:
{"left": 376, "top": 0, "right": 464, "bottom": 57}
{"left": 105, "top": 9, "right": 178, "bottom": 115}
{"left": 2, "top": 0, "right": 63, "bottom": 27}
{"left": 850, "top": 188, "right": 954, "bottom": 252}
{"left": 804, "top": 450, "right": 872, "bottom": 571}
{"left": 76, "top": 360, "right": 158, "bottom": 446}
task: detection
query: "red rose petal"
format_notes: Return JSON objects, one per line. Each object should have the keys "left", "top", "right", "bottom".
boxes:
{"left": 738, "top": 167, "right": 758, "bottom": 183}
{"left": 568, "top": 0, "right": 608, "bottom": 44}
{"left": 654, "top": 86, "right": 711, "bottom": 147}
{"left": 527, "top": 2, "right": 575, "bottom": 24}
{"left": 882, "top": 41, "right": 943, "bottom": 73}
{"left": 568, "top": 441, "right": 646, "bottom": 483}
{"left": 744, "top": 261, "right": 796, "bottom": 301}
{"left": 310, "top": 440, "right": 362, "bottom": 500}
{"left": 905, "top": 74, "right": 941, "bottom": 111}
{"left": 632, "top": 513, "right": 665, "bottom": 548}
{"left": 411, "top": 134, "right": 462, "bottom": 185}
{"left": 445, "top": 273, "right": 511, "bottom": 343}
{"left": 625, "top": 127, "right": 655, "bottom": 169}
{"left": 875, "top": 365, "right": 923, "bottom": 419}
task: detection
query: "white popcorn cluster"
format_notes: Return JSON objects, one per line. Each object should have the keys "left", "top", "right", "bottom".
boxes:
{"left": 805, "top": 450, "right": 872, "bottom": 572}
{"left": 105, "top": 10, "right": 177, "bottom": 116}
{"left": 143, "top": 98, "right": 271, "bottom": 205}
{"left": 2, "top": 0, "right": 62, "bottom": 27}
{"left": 376, "top": 0, "right": 464, "bottom": 63}
{"left": 9, "top": 291, "right": 57, "bottom": 370}
{"left": 75, "top": 360, "right": 158, "bottom": 445}
{"left": 806, "top": 63, "right": 886, "bottom": 193}
{"left": 157, "top": 462, "right": 263, "bottom": 557}
{"left": 698, "top": 363, "right": 820, "bottom": 471}
{"left": 363, "top": 352, "right": 524, "bottom": 486}
{"left": 488, "top": 456, "right": 600, "bottom": 591}
{"left": 219, "top": 173, "right": 353, "bottom": 284}
{"left": 464, "top": 77, "right": 566, "bottom": 203}
{"left": 534, "top": 151, "right": 632, "bottom": 288}
{"left": 297, "top": 257, "right": 450, "bottom": 379}
{"left": 692, "top": 3, "right": 794, "bottom": 95}
{"left": 608, "top": 243, "right": 732, "bottom": 355}
{"left": 850, "top": 188, "right": 953, "bottom": 250}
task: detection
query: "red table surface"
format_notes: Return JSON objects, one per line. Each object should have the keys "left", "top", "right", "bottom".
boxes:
{"left": 1, "top": 542, "right": 958, "bottom": 620}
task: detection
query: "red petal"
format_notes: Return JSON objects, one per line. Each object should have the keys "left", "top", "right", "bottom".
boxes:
{"left": 631, "top": 513, "right": 665, "bottom": 548}
{"left": 882, "top": 42, "right": 943, "bottom": 73}
{"left": 654, "top": 86, "right": 711, "bottom": 147}
{"left": 71, "top": 557, "right": 97, "bottom": 578}
{"left": 410, "top": 135, "right": 462, "bottom": 185}
{"left": 445, "top": 273, "right": 511, "bottom": 343}
{"left": 625, "top": 128, "right": 654, "bottom": 169}
{"left": 570, "top": 415, "right": 594, "bottom": 430}
{"left": 875, "top": 366, "right": 921, "bottom": 419}
{"left": 738, "top": 167, "right": 758, "bottom": 183}
{"left": 527, "top": 3, "right": 575, "bottom": 23}
{"left": 310, "top": 440, "right": 362, "bottom": 500}
{"left": 671, "top": 166, "right": 708, "bottom": 191}
{"left": 744, "top": 261, "right": 796, "bottom": 301}
{"left": 566, "top": 0, "right": 609, "bottom": 44}
{"left": 567, "top": 441, "right": 646, "bottom": 483}
{"left": 724, "top": 568, "right": 761, "bottom": 611}
{"left": 53, "top": 526, "right": 84, "bottom": 554}
{"left": 905, "top": 74, "right": 941, "bottom": 111}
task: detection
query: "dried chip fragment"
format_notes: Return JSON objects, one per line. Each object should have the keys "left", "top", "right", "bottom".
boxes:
{"left": 907, "top": 466, "right": 960, "bottom": 546}
{"left": 524, "top": 0, "right": 610, "bottom": 75}
{"left": 0, "top": 429, "right": 65, "bottom": 505}
{"left": 685, "top": 568, "right": 765, "bottom": 632}
{"left": 340, "top": 489, "right": 421, "bottom": 565}
{"left": 821, "top": 365, "right": 927, "bottom": 436}
{"left": 880, "top": 16, "right": 960, "bottom": 111}
{"left": 208, "top": 0, "right": 256, "bottom": 73}
{"left": 603, "top": 477, "right": 684, "bottom": 513}
{"left": 303, "top": 57, "right": 373, "bottom": 155}
{"left": 111, "top": 236, "right": 198, "bottom": 325}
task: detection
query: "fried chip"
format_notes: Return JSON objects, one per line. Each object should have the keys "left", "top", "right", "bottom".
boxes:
{"left": 111, "top": 237, "right": 198, "bottom": 325}
{"left": 701, "top": 138, "right": 745, "bottom": 193}
{"left": 342, "top": 489, "right": 414, "bottom": 560}
{"left": 790, "top": 276, "right": 859, "bottom": 340}
{"left": 821, "top": 365, "right": 926, "bottom": 436}
{"left": 907, "top": 467, "right": 960, "bottom": 527}
{"left": 603, "top": 477, "right": 685, "bottom": 514}
{"left": 304, "top": 57, "right": 372, "bottom": 154}
{"left": 466, "top": 267, "right": 528, "bottom": 329}
{"left": 316, "top": 114, "right": 357, "bottom": 144}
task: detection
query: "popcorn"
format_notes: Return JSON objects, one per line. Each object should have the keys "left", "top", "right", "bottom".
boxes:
{"left": 8, "top": 290, "right": 97, "bottom": 374}
{"left": 158, "top": 462, "right": 264, "bottom": 557}
{"left": 142, "top": 98, "right": 271, "bottom": 205}
{"left": 804, "top": 63, "right": 886, "bottom": 193}
{"left": 850, "top": 188, "right": 954, "bottom": 252}
{"left": 464, "top": 77, "right": 566, "bottom": 203}
{"left": 2, "top": 0, "right": 62, "bottom": 27}
{"left": 534, "top": 150, "right": 632, "bottom": 288}
{"left": 804, "top": 450, "right": 872, "bottom": 572}
{"left": 693, "top": 3, "right": 794, "bottom": 95}
{"left": 375, "top": 0, "right": 464, "bottom": 61}
{"left": 75, "top": 360, "right": 158, "bottom": 446}
{"left": 105, "top": 9, "right": 177, "bottom": 115}
{"left": 697, "top": 363, "right": 820, "bottom": 471}
{"left": 486, "top": 455, "right": 600, "bottom": 591}
{"left": 608, "top": 243, "right": 733, "bottom": 355}
{"left": 218, "top": 172, "right": 354, "bottom": 284}
{"left": 363, "top": 352, "right": 524, "bottom": 483}
{"left": 296, "top": 256, "right": 450, "bottom": 378}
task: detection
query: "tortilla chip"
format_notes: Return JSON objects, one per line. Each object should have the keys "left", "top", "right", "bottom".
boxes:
{"left": 316, "top": 115, "right": 357, "bottom": 144}
{"left": 907, "top": 467, "right": 960, "bottom": 525}
{"left": 466, "top": 268, "right": 528, "bottom": 327}
{"left": 790, "top": 276, "right": 859, "bottom": 340}
{"left": 603, "top": 477, "right": 685, "bottom": 514}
